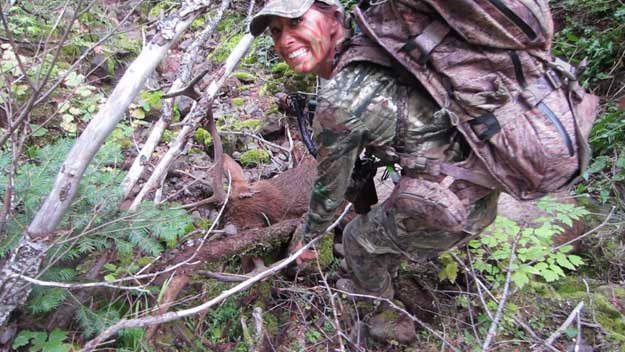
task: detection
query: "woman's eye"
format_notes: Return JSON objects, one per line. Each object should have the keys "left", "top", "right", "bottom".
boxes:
{"left": 270, "top": 27, "right": 281, "bottom": 36}
{"left": 289, "top": 17, "right": 302, "bottom": 27}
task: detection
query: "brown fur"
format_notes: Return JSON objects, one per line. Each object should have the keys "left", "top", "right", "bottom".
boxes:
{"left": 223, "top": 154, "right": 318, "bottom": 230}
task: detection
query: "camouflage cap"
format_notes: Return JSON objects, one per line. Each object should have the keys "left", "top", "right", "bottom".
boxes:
{"left": 250, "top": 0, "right": 345, "bottom": 36}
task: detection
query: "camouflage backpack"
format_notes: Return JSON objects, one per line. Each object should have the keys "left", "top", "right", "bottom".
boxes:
{"left": 353, "top": 0, "right": 599, "bottom": 200}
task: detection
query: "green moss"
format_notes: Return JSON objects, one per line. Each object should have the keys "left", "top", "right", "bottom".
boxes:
{"left": 255, "top": 281, "right": 272, "bottom": 298}
{"left": 231, "top": 97, "right": 245, "bottom": 107}
{"left": 556, "top": 280, "right": 625, "bottom": 345}
{"left": 553, "top": 277, "right": 586, "bottom": 300}
{"left": 233, "top": 71, "right": 256, "bottom": 82}
{"left": 239, "top": 119, "right": 262, "bottom": 131}
{"left": 263, "top": 312, "right": 280, "bottom": 336}
{"left": 240, "top": 149, "right": 270, "bottom": 167}
{"left": 194, "top": 127, "right": 213, "bottom": 147}
{"left": 529, "top": 281, "right": 561, "bottom": 298}
{"left": 148, "top": 3, "right": 169, "bottom": 18}
{"left": 593, "top": 293, "right": 625, "bottom": 343}
{"left": 271, "top": 62, "right": 290, "bottom": 74}
{"left": 317, "top": 234, "right": 335, "bottom": 269}
{"left": 266, "top": 104, "right": 280, "bottom": 115}
{"left": 162, "top": 129, "right": 174, "bottom": 143}
{"left": 209, "top": 32, "right": 244, "bottom": 63}
{"left": 216, "top": 14, "right": 244, "bottom": 33}
{"left": 191, "top": 15, "right": 207, "bottom": 30}
{"left": 197, "top": 218, "right": 212, "bottom": 230}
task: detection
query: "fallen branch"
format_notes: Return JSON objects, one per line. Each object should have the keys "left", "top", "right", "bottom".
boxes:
{"left": 481, "top": 236, "right": 518, "bottom": 352}
{"left": 3, "top": 272, "right": 150, "bottom": 293}
{"left": 316, "top": 255, "right": 345, "bottom": 352}
{"left": 545, "top": 301, "right": 585, "bottom": 346}
{"left": 79, "top": 204, "right": 352, "bottom": 351}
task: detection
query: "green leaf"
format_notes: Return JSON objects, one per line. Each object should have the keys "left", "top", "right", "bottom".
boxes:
{"left": 555, "top": 252, "right": 576, "bottom": 270}
{"left": 47, "top": 329, "right": 68, "bottom": 345}
{"left": 76, "top": 85, "right": 93, "bottom": 97}
{"left": 16, "top": 330, "right": 48, "bottom": 350}
{"left": 30, "top": 124, "right": 48, "bottom": 137}
{"left": 541, "top": 268, "right": 559, "bottom": 282}
{"left": 130, "top": 108, "right": 145, "bottom": 119}
{"left": 64, "top": 71, "right": 84, "bottom": 87}
{"left": 564, "top": 327, "right": 578, "bottom": 338}
{"left": 439, "top": 261, "right": 458, "bottom": 283}
{"left": 550, "top": 264, "right": 565, "bottom": 278}
{"left": 104, "top": 274, "right": 116, "bottom": 282}
{"left": 512, "top": 271, "right": 529, "bottom": 288}
{"left": 12, "top": 331, "right": 35, "bottom": 349}
{"left": 28, "top": 287, "right": 67, "bottom": 314}
{"left": 567, "top": 255, "right": 585, "bottom": 267}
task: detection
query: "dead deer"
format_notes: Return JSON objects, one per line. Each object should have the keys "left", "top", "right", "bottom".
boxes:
{"left": 222, "top": 154, "right": 318, "bottom": 230}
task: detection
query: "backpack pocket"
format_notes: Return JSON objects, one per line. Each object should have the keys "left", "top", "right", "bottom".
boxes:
{"left": 390, "top": 177, "right": 467, "bottom": 233}
{"left": 457, "top": 80, "right": 586, "bottom": 199}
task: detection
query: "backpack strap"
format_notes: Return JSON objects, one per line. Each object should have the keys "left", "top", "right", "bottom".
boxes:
{"left": 400, "top": 20, "right": 450, "bottom": 65}
{"left": 399, "top": 154, "right": 498, "bottom": 190}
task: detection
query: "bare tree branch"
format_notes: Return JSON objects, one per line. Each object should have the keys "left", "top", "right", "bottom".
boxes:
{"left": 545, "top": 301, "right": 585, "bottom": 346}
{"left": 481, "top": 236, "right": 518, "bottom": 352}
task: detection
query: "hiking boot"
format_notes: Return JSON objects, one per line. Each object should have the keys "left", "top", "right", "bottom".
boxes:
{"left": 335, "top": 278, "right": 395, "bottom": 300}
{"left": 367, "top": 301, "right": 417, "bottom": 344}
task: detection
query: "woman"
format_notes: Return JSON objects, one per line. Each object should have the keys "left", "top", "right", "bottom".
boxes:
{"left": 250, "top": 0, "right": 499, "bottom": 340}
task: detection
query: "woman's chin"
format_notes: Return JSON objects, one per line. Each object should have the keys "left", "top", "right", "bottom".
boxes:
{"left": 290, "top": 64, "right": 313, "bottom": 75}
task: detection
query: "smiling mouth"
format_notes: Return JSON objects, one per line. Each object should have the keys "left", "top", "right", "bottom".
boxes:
{"left": 288, "top": 48, "right": 308, "bottom": 59}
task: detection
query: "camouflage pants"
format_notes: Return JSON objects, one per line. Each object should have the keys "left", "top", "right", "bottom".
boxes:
{"left": 343, "top": 178, "right": 500, "bottom": 297}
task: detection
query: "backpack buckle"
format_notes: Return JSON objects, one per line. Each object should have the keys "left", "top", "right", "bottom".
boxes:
{"left": 545, "top": 70, "right": 562, "bottom": 90}
{"left": 400, "top": 156, "right": 442, "bottom": 177}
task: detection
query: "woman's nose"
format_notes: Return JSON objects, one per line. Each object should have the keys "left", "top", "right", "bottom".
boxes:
{"left": 279, "top": 28, "right": 297, "bottom": 49}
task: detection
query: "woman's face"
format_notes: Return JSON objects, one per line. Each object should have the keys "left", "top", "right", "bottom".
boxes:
{"left": 269, "top": 7, "right": 341, "bottom": 78}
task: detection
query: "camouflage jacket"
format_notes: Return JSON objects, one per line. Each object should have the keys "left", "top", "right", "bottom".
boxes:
{"left": 302, "top": 60, "right": 468, "bottom": 239}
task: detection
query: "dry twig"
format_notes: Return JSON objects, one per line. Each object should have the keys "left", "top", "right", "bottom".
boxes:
{"left": 545, "top": 301, "right": 585, "bottom": 346}
{"left": 481, "top": 236, "right": 519, "bottom": 352}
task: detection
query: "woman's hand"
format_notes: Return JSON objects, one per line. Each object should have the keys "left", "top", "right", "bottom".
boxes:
{"left": 289, "top": 239, "right": 319, "bottom": 266}
{"left": 289, "top": 222, "right": 319, "bottom": 266}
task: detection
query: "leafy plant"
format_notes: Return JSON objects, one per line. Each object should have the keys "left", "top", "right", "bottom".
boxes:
{"left": 481, "top": 197, "right": 586, "bottom": 287}
{"left": 13, "top": 329, "right": 73, "bottom": 352}
{"left": 441, "top": 197, "right": 589, "bottom": 288}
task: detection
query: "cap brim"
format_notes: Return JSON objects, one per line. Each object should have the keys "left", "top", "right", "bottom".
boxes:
{"left": 249, "top": 0, "right": 314, "bottom": 36}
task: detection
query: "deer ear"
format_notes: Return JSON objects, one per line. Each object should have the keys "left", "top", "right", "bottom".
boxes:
{"left": 223, "top": 154, "right": 247, "bottom": 184}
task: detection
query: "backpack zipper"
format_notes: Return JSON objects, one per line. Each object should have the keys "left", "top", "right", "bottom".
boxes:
{"left": 487, "top": 0, "right": 538, "bottom": 40}
{"left": 537, "top": 102, "right": 575, "bottom": 156}
{"left": 509, "top": 51, "right": 575, "bottom": 157}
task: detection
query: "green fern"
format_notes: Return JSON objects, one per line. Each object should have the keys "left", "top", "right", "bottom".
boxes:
{"left": 28, "top": 287, "right": 67, "bottom": 314}
{"left": 75, "top": 304, "right": 122, "bottom": 338}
